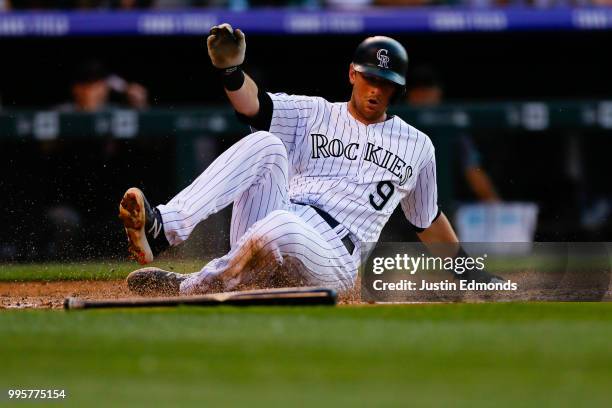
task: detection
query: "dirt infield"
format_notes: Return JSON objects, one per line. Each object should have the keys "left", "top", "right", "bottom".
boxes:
{"left": 0, "top": 280, "right": 132, "bottom": 309}
{"left": 0, "top": 280, "right": 362, "bottom": 309}
{"left": 1, "top": 274, "right": 610, "bottom": 309}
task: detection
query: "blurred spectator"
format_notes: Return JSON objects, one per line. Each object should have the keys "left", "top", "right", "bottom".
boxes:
{"left": 57, "top": 60, "right": 148, "bottom": 112}
{"left": 406, "top": 65, "right": 501, "bottom": 203}
{"left": 49, "top": 59, "right": 149, "bottom": 259}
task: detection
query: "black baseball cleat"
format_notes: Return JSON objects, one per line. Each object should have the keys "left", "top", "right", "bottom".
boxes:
{"left": 118, "top": 187, "right": 169, "bottom": 265}
{"left": 127, "top": 267, "right": 187, "bottom": 296}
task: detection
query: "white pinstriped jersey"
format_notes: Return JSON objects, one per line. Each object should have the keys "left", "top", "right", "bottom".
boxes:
{"left": 268, "top": 93, "right": 439, "bottom": 243}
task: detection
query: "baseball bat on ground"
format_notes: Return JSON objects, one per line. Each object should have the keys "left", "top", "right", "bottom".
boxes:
{"left": 64, "top": 287, "right": 337, "bottom": 310}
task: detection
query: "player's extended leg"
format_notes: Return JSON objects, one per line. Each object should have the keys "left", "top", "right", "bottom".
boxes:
{"left": 178, "top": 207, "right": 357, "bottom": 295}
{"left": 119, "top": 131, "right": 289, "bottom": 264}
{"left": 159, "top": 131, "right": 289, "bottom": 245}
{"left": 127, "top": 206, "right": 357, "bottom": 296}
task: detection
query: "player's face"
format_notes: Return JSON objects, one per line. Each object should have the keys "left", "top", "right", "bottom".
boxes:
{"left": 348, "top": 65, "right": 395, "bottom": 124}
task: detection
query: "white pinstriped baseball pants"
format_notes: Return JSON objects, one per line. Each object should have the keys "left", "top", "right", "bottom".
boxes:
{"left": 157, "top": 131, "right": 358, "bottom": 294}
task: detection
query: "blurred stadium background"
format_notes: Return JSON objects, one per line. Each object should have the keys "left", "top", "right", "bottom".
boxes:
{"left": 0, "top": 1, "right": 611, "bottom": 263}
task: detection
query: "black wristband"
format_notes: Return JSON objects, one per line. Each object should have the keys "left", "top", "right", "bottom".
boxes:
{"left": 220, "top": 66, "right": 245, "bottom": 91}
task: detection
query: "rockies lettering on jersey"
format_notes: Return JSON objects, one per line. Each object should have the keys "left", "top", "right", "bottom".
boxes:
{"left": 269, "top": 93, "right": 438, "bottom": 243}
{"left": 311, "top": 135, "right": 413, "bottom": 185}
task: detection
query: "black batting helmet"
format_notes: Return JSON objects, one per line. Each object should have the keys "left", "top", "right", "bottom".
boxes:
{"left": 352, "top": 36, "right": 408, "bottom": 88}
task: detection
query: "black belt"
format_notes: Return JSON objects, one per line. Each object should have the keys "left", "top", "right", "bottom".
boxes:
{"left": 309, "top": 206, "right": 355, "bottom": 255}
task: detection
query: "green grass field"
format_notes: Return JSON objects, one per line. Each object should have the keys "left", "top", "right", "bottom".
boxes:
{"left": 2, "top": 304, "right": 612, "bottom": 406}
{"left": 0, "top": 261, "right": 205, "bottom": 282}
{"left": 1, "top": 263, "right": 612, "bottom": 407}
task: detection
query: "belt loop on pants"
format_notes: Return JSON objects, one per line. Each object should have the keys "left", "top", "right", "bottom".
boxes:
{"left": 309, "top": 205, "right": 355, "bottom": 255}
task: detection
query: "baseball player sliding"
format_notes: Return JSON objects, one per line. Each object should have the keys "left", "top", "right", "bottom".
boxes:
{"left": 119, "top": 24, "right": 501, "bottom": 296}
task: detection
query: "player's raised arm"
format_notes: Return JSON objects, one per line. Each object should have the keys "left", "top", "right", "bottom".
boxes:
{"left": 207, "top": 24, "right": 262, "bottom": 118}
